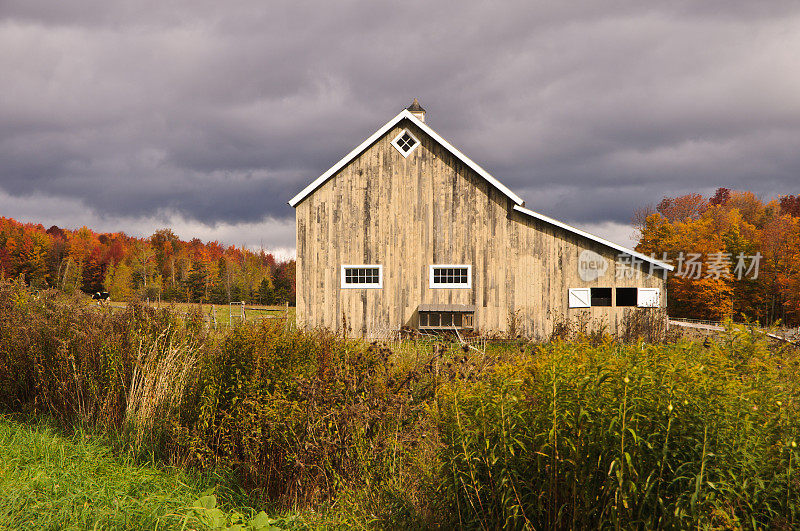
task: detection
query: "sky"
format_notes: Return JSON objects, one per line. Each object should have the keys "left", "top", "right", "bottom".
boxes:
{"left": 2, "top": 1, "right": 800, "bottom": 258}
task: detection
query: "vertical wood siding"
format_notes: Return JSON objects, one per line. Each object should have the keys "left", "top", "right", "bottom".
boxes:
{"left": 294, "top": 118, "right": 666, "bottom": 338}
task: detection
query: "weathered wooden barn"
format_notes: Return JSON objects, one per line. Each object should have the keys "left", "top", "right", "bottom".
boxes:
{"left": 289, "top": 100, "right": 672, "bottom": 338}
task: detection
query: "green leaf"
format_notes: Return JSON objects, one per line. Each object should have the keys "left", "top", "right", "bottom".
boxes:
{"left": 194, "top": 494, "right": 217, "bottom": 510}
{"left": 249, "top": 511, "right": 274, "bottom": 528}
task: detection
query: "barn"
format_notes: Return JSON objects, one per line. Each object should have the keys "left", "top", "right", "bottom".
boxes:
{"left": 289, "top": 100, "right": 673, "bottom": 338}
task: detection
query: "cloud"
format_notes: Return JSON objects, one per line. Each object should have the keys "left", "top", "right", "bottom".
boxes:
{"left": 2, "top": 1, "right": 800, "bottom": 252}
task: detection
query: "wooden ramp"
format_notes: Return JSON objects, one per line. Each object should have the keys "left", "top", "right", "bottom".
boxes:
{"left": 668, "top": 319, "right": 724, "bottom": 332}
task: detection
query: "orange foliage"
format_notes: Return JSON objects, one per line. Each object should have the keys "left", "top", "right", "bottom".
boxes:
{"left": 0, "top": 216, "right": 295, "bottom": 304}
{"left": 636, "top": 188, "right": 800, "bottom": 325}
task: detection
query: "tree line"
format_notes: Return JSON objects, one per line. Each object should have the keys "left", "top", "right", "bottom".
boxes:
{"left": 0, "top": 217, "right": 295, "bottom": 305}
{"left": 635, "top": 189, "right": 800, "bottom": 326}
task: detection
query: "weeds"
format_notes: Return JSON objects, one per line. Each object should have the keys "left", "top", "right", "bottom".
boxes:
{"left": 437, "top": 336, "right": 800, "bottom": 528}
{"left": 621, "top": 307, "right": 668, "bottom": 343}
{"left": 1, "top": 279, "right": 798, "bottom": 528}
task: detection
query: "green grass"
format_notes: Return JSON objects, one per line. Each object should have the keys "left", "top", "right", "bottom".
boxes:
{"left": 105, "top": 301, "right": 295, "bottom": 327}
{"left": 0, "top": 416, "right": 296, "bottom": 530}
{"left": 436, "top": 333, "right": 800, "bottom": 528}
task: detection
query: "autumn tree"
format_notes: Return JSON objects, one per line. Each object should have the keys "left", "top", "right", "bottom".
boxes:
{"left": 0, "top": 216, "right": 296, "bottom": 304}
{"left": 637, "top": 187, "right": 800, "bottom": 325}
{"left": 656, "top": 193, "right": 707, "bottom": 223}
{"left": 779, "top": 194, "right": 800, "bottom": 218}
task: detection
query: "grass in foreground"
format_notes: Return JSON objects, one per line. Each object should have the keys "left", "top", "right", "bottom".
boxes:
{"left": 0, "top": 416, "right": 299, "bottom": 530}
{"left": 4, "top": 282, "right": 799, "bottom": 528}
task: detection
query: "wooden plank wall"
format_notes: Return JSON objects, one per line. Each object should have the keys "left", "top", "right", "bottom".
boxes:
{"left": 295, "top": 118, "right": 666, "bottom": 339}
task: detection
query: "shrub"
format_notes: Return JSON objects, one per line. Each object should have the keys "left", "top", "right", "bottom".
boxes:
{"left": 0, "top": 280, "right": 434, "bottom": 515}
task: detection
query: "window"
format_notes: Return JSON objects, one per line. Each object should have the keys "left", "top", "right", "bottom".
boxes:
{"left": 419, "top": 311, "right": 474, "bottom": 329}
{"left": 341, "top": 265, "right": 383, "bottom": 289}
{"left": 570, "top": 287, "right": 661, "bottom": 308}
{"left": 568, "top": 288, "right": 590, "bottom": 308}
{"left": 616, "top": 287, "right": 637, "bottom": 307}
{"left": 391, "top": 129, "right": 420, "bottom": 157}
{"left": 637, "top": 288, "right": 660, "bottom": 308}
{"left": 591, "top": 287, "right": 612, "bottom": 307}
{"left": 429, "top": 265, "right": 472, "bottom": 289}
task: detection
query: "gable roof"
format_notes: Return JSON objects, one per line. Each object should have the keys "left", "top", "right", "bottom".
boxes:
{"left": 288, "top": 108, "right": 673, "bottom": 272}
{"left": 288, "top": 109, "right": 525, "bottom": 208}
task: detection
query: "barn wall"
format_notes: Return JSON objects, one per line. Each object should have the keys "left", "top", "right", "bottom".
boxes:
{"left": 294, "top": 118, "right": 666, "bottom": 338}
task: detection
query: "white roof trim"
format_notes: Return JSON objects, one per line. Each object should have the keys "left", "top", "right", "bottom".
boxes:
{"left": 288, "top": 109, "right": 525, "bottom": 207}
{"left": 513, "top": 205, "right": 675, "bottom": 271}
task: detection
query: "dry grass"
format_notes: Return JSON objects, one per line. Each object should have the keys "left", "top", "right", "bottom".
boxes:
{"left": 124, "top": 327, "right": 199, "bottom": 451}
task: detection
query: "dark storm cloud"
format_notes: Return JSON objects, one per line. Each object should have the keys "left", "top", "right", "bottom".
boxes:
{"left": 2, "top": 0, "right": 800, "bottom": 245}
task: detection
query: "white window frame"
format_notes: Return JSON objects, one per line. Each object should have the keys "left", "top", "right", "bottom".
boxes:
{"left": 429, "top": 264, "right": 472, "bottom": 289}
{"left": 637, "top": 287, "right": 660, "bottom": 308}
{"left": 568, "top": 288, "right": 591, "bottom": 308}
{"left": 341, "top": 265, "right": 383, "bottom": 289}
{"left": 391, "top": 129, "right": 421, "bottom": 158}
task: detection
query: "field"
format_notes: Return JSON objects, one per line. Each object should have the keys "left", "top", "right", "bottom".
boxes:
{"left": 1, "top": 279, "right": 799, "bottom": 529}
{"left": 105, "top": 300, "right": 295, "bottom": 328}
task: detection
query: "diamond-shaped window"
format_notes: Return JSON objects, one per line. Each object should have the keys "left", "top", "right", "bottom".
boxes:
{"left": 391, "top": 129, "right": 420, "bottom": 157}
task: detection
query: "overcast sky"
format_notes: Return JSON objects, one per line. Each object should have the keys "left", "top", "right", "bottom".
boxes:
{"left": 2, "top": 1, "right": 800, "bottom": 257}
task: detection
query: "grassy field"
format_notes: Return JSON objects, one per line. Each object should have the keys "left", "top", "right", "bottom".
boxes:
{"left": 0, "top": 416, "right": 302, "bottom": 530}
{"left": 104, "top": 300, "right": 295, "bottom": 327}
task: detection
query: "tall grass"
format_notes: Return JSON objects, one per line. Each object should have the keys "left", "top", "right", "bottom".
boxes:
{"left": 0, "top": 279, "right": 183, "bottom": 429}
{"left": 0, "top": 279, "right": 436, "bottom": 519}
{"left": 124, "top": 327, "right": 199, "bottom": 451}
{"left": 437, "top": 334, "right": 800, "bottom": 529}
{"left": 2, "top": 278, "right": 799, "bottom": 528}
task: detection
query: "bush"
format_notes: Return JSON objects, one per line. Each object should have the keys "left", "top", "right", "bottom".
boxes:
{"left": 0, "top": 279, "right": 433, "bottom": 516}
{"left": 176, "top": 322, "right": 420, "bottom": 506}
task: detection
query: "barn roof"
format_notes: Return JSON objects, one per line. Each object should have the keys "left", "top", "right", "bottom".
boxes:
{"left": 288, "top": 107, "right": 673, "bottom": 272}
{"left": 288, "top": 109, "right": 525, "bottom": 208}
{"left": 513, "top": 205, "right": 674, "bottom": 271}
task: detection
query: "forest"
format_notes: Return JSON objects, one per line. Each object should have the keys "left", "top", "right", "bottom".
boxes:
{"left": 0, "top": 217, "right": 295, "bottom": 305}
{"left": 636, "top": 189, "right": 800, "bottom": 326}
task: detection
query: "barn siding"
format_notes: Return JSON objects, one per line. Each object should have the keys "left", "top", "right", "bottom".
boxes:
{"left": 294, "top": 118, "right": 666, "bottom": 338}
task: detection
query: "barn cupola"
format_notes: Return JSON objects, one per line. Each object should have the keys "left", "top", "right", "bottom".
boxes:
{"left": 407, "top": 98, "right": 426, "bottom": 122}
